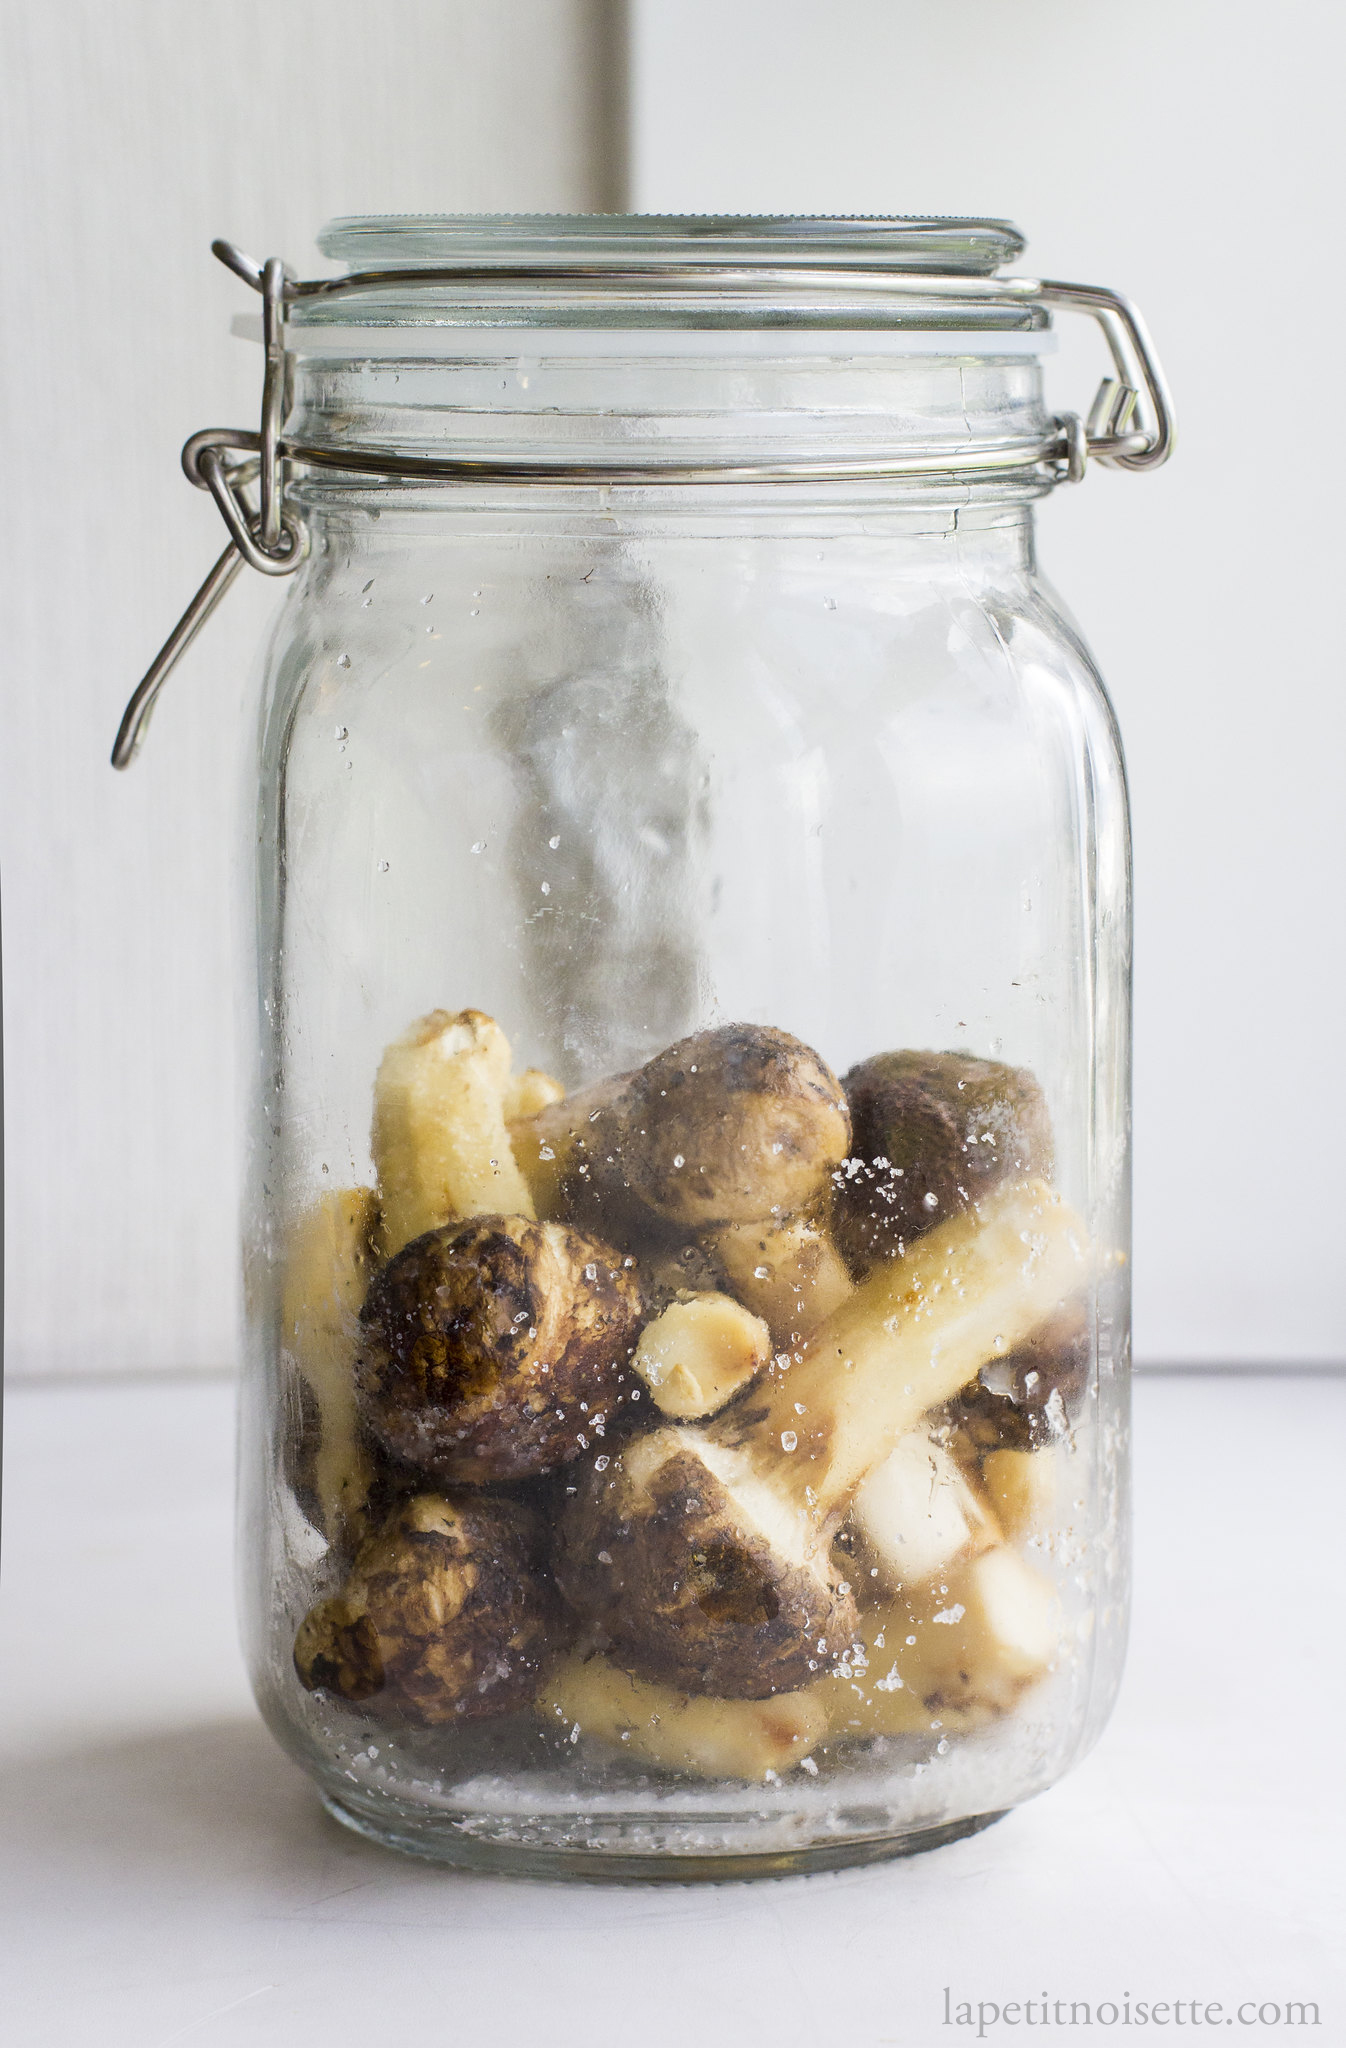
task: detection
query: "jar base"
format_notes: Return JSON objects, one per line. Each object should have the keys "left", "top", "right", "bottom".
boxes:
{"left": 320, "top": 1789, "right": 1008, "bottom": 1883}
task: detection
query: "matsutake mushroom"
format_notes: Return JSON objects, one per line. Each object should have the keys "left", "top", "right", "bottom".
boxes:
{"left": 558, "top": 1179, "right": 1086, "bottom": 1698}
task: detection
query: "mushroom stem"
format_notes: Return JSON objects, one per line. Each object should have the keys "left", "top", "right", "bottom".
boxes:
{"left": 848, "top": 1430, "right": 1000, "bottom": 1592}
{"left": 818, "top": 1545, "right": 1060, "bottom": 1739}
{"left": 281, "top": 1187, "right": 379, "bottom": 1543}
{"left": 372, "top": 1009, "right": 535, "bottom": 1259}
{"left": 722, "top": 1178, "right": 1089, "bottom": 1523}
{"left": 559, "top": 1178, "right": 1086, "bottom": 1700}
{"left": 540, "top": 1654, "right": 828, "bottom": 1782}
{"left": 709, "top": 1211, "right": 854, "bottom": 1345}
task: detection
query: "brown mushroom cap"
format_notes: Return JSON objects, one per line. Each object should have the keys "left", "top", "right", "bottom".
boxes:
{"left": 833, "top": 1049, "right": 1054, "bottom": 1273}
{"left": 943, "top": 1299, "right": 1091, "bottom": 1453}
{"left": 293, "top": 1491, "right": 557, "bottom": 1723}
{"left": 509, "top": 1070, "right": 676, "bottom": 1255}
{"left": 358, "top": 1214, "right": 644, "bottom": 1483}
{"left": 556, "top": 1427, "right": 859, "bottom": 1699}
{"left": 620, "top": 1025, "right": 851, "bottom": 1230}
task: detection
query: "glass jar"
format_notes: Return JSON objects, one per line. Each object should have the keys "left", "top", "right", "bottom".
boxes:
{"left": 123, "top": 215, "right": 1172, "bottom": 1879}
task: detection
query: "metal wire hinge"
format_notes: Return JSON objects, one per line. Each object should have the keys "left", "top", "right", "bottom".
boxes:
{"left": 112, "top": 239, "right": 1176, "bottom": 768}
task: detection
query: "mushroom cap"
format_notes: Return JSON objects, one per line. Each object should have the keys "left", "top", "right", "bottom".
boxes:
{"left": 944, "top": 1298, "right": 1091, "bottom": 1453}
{"left": 621, "top": 1024, "right": 851, "bottom": 1230}
{"left": 293, "top": 1490, "right": 557, "bottom": 1723}
{"left": 358, "top": 1214, "right": 644, "bottom": 1483}
{"left": 557, "top": 1427, "right": 860, "bottom": 1699}
{"left": 834, "top": 1049, "right": 1053, "bottom": 1272}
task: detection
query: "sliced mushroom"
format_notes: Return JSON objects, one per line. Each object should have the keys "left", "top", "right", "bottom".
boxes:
{"left": 358, "top": 1214, "right": 644, "bottom": 1483}
{"left": 294, "top": 1491, "right": 557, "bottom": 1724}
{"left": 632, "top": 1292, "right": 771, "bottom": 1420}
{"left": 540, "top": 1652, "right": 828, "bottom": 1781}
{"left": 373, "top": 1009, "right": 536, "bottom": 1258}
{"left": 560, "top": 1179, "right": 1086, "bottom": 1698}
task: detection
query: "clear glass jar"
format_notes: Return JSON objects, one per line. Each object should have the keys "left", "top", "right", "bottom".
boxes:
{"left": 213, "top": 216, "right": 1165, "bottom": 1879}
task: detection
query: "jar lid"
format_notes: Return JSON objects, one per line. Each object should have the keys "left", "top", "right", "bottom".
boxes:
{"left": 292, "top": 213, "right": 1042, "bottom": 336}
{"left": 317, "top": 213, "right": 1025, "bottom": 277}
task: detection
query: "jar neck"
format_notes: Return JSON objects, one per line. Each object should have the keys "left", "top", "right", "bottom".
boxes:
{"left": 292, "top": 479, "right": 1040, "bottom": 572}
{"left": 286, "top": 340, "right": 1056, "bottom": 488}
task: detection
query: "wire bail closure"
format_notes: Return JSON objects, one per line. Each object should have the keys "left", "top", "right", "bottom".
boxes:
{"left": 111, "top": 238, "right": 1175, "bottom": 769}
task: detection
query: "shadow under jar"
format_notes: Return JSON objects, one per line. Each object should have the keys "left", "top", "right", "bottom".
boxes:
{"left": 230, "top": 215, "right": 1166, "bottom": 1880}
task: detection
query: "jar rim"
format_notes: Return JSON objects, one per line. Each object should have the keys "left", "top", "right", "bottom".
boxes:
{"left": 316, "top": 213, "right": 1026, "bottom": 277}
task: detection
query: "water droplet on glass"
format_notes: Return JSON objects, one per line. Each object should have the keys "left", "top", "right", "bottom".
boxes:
{"left": 594, "top": 1455, "right": 609, "bottom": 1472}
{"left": 584, "top": 1264, "right": 597, "bottom": 1281}
{"left": 377, "top": 859, "right": 389, "bottom": 873}
{"left": 672, "top": 1154, "right": 685, "bottom": 1169}
{"left": 420, "top": 593, "right": 433, "bottom": 605}
{"left": 471, "top": 841, "right": 485, "bottom": 854}
{"left": 540, "top": 881, "right": 551, "bottom": 895}
{"left": 753, "top": 1265, "right": 770, "bottom": 1280}
{"left": 922, "top": 1191, "right": 939, "bottom": 1211}
{"left": 824, "top": 597, "right": 837, "bottom": 611}
{"left": 538, "top": 1144, "right": 555, "bottom": 1161}
{"left": 361, "top": 579, "right": 375, "bottom": 594}
{"left": 334, "top": 725, "right": 348, "bottom": 741}
{"left": 780, "top": 1430, "right": 798, "bottom": 1452}
{"left": 336, "top": 654, "right": 351, "bottom": 669}
{"left": 548, "top": 834, "right": 560, "bottom": 849}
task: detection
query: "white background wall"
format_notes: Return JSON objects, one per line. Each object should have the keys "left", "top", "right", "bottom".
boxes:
{"left": 0, "top": 0, "right": 624, "bottom": 1375}
{"left": 4, "top": 1, "right": 1342, "bottom": 1375}
{"left": 631, "top": 0, "right": 1346, "bottom": 1365}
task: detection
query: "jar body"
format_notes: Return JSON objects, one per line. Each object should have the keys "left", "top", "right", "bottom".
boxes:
{"left": 240, "top": 481, "right": 1131, "bottom": 1878}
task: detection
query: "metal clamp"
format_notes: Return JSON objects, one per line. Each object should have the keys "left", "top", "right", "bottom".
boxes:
{"left": 1036, "top": 279, "right": 1175, "bottom": 477}
{"left": 113, "top": 238, "right": 1175, "bottom": 766}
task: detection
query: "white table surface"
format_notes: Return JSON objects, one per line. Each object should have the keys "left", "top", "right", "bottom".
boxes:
{"left": 2, "top": 1372, "right": 1342, "bottom": 2048}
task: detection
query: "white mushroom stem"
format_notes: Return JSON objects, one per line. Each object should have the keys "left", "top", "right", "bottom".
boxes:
{"left": 981, "top": 1446, "right": 1062, "bottom": 1542}
{"left": 849, "top": 1431, "right": 1000, "bottom": 1591}
{"left": 818, "top": 1546, "right": 1060, "bottom": 1738}
{"left": 372, "top": 1008, "right": 535, "bottom": 1258}
{"left": 725, "top": 1178, "right": 1090, "bottom": 1523}
{"left": 541, "top": 1654, "right": 828, "bottom": 1781}
{"left": 710, "top": 1212, "right": 854, "bottom": 1344}
{"left": 503, "top": 1066, "right": 565, "bottom": 1123}
{"left": 633, "top": 1292, "right": 771, "bottom": 1420}
{"left": 280, "top": 1187, "right": 379, "bottom": 1541}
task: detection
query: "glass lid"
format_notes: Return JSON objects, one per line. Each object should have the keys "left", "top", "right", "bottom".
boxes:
{"left": 317, "top": 214, "right": 1025, "bottom": 275}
